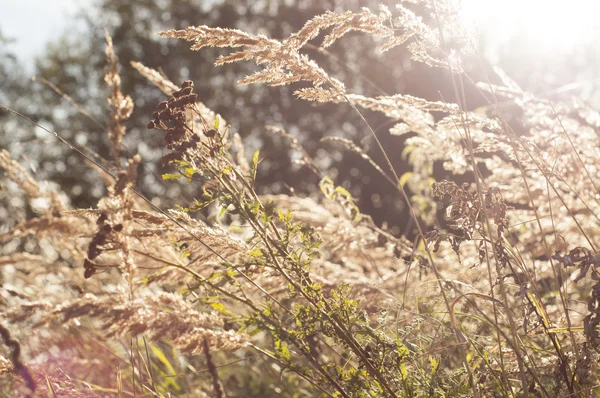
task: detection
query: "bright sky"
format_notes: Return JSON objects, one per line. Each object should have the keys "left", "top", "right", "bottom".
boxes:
{"left": 0, "top": 0, "right": 84, "bottom": 71}
{"left": 459, "top": 0, "right": 600, "bottom": 55}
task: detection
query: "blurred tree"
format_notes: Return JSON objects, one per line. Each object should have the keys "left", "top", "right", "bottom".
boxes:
{"left": 0, "top": 31, "right": 19, "bottom": 108}
{"left": 0, "top": 29, "right": 32, "bottom": 143}
{"left": 9, "top": 0, "right": 468, "bottom": 235}
{"left": 0, "top": 29, "right": 47, "bottom": 230}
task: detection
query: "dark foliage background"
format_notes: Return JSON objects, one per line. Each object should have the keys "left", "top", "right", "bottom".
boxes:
{"left": 1, "top": 0, "right": 598, "bottom": 236}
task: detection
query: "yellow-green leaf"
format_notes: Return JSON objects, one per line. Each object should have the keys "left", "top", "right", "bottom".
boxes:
{"left": 211, "top": 302, "right": 235, "bottom": 317}
{"left": 400, "top": 362, "right": 408, "bottom": 380}
{"left": 399, "top": 172, "right": 413, "bottom": 188}
{"left": 319, "top": 176, "right": 335, "bottom": 199}
{"left": 334, "top": 186, "right": 354, "bottom": 200}
{"left": 430, "top": 356, "right": 438, "bottom": 373}
{"left": 401, "top": 145, "right": 414, "bottom": 161}
{"left": 149, "top": 343, "right": 181, "bottom": 391}
{"left": 162, "top": 173, "right": 182, "bottom": 181}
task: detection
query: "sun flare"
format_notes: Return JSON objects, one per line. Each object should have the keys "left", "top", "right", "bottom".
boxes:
{"left": 459, "top": 0, "right": 600, "bottom": 53}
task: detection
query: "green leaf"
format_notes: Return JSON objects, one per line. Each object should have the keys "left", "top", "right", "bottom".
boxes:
{"left": 214, "top": 115, "right": 220, "bottom": 129}
{"left": 211, "top": 302, "right": 235, "bottom": 317}
{"left": 149, "top": 344, "right": 181, "bottom": 391}
{"left": 162, "top": 173, "right": 182, "bottom": 181}
{"left": 401, "top": 145, "right": 414, "bottom": 161}
{"left": 182, "top": 167, "right": 195, "bottom": 184}
{"left": 218, "top": 206, "right": 228, "bottom": 217}
{"left": 319, "top": 176, "right": 335, "bottom": 199}
{"left": 349, "top": 205, "right": 360, "bottom": 222}
{"left": 175, "top": 204, "right": 189, "bottom": 213}
{"left": 430, "top": 356, "right": 439, "bottom": 374}
{"left": 334, "top": 186, "right": 354, "bottom": 200}
{"left": 276, "top": 340, "right": 291, "bottom": 361}
{"left": 399, "top": 172, "right": 413, "bottom": 188}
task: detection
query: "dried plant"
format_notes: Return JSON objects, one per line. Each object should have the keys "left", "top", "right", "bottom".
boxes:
{"left": 2, "top": 1, "right": 600, "bottom": 397}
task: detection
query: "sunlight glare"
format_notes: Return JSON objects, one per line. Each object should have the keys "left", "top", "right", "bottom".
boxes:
{"left": 459, "top": 0, "right": 600, "bottom": 53}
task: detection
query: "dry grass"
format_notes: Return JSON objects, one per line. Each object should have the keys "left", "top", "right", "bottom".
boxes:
{"left": 1, "top": 1, "right": 600, "bottom": 396}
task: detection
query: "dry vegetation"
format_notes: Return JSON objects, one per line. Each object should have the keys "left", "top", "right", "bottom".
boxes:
{"left": 1, "top": 1, "right": 600, "bottom": 397}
